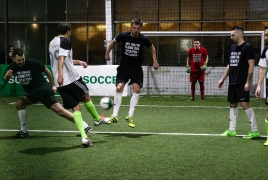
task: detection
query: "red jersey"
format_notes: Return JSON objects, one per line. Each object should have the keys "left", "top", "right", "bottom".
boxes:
{"left": 188, "top": 47, "right": 208, "bottom": 71}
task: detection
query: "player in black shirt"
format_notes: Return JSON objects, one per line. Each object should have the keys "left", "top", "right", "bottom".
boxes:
{"left": 218, "top": 26, "right": 260, "bottom": 139}
{"left": 105, "top": 18, "right": 159, "bottom": 128}
{"left": 4, "top": 49, "right": 92, "bottom": 147}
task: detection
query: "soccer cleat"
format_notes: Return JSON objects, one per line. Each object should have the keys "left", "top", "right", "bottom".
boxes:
{"left": 243, "top": 131, "right": 260, "bottom": 139}
{"left": 82, "top": 138, "right": 92, "bottom": 147}
{"left": 84, "top": 125, "right": 93, "bottom": 133}
{"left": 14, "top": 130, "right": 29, "bottom": 138}
{"left": 126, "top": 116, "right": 135, "bottom": 128}
{"left": 220, "top": 130, "right": 236, "bottom": 137}
{"left": 201, "top": 97, "right": 206, "bottom": 101}
{"left": 188, "top": 97, "right": 195, "bottom": 101}
{"left": 264, "top": 139, "right": 268, "bottom": 146}
{"left": 94, "top": 115, "right": 110, "bottom": 126}
{"left": 107, "top": 116, "right": 119, "bottom": 124}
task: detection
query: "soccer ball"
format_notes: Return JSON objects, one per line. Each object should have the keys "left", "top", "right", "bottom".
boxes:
{"left": 100, "top": 97, "right": 113, "bottom": 110}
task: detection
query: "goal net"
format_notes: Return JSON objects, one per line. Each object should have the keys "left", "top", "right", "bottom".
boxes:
{"left": 137, "top": 31, "right": 264, "bottom": 97}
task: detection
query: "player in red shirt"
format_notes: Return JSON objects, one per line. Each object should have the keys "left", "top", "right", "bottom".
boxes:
{"left": 186, "top": 39, "right": 209, "bottom": 101}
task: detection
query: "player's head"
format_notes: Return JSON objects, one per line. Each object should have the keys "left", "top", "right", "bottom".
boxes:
{"left": 130, "top": 18, "right": 143, "bottom": 38}
{"left": 264, "top": 26, "right": 268, "bottom": 46}
{"left": 57, "top": 23, "right": 72, "bottom": 38}
{"left": 231, "top": 26, "right": 244, "bottom": 44}
{"left": 12, "top": 48, "right": 25, "bottom": 67}
{"left": 193, "top": 38, "right": 201, "bottom": 50}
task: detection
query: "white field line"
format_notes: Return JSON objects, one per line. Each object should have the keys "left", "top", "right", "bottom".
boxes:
{"left": 0, "top": 129, "right": 267, "bottom": 138}
{"left": 7, "top": 102, "right": 267, "bottom": 109}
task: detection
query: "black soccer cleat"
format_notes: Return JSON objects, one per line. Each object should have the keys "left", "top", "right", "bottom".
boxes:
{"left": 14, "top": 131, "right": 29, "bottom": 138}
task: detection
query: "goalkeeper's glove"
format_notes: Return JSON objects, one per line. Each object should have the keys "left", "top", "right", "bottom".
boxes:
{"left": 186, "top": 65, "right": 191, "bottom": 73}
{"left": 201, "top": 62, "right": 207, "bottom": 71}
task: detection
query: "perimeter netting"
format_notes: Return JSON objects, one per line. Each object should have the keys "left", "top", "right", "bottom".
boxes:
{"left": 128, "top": 31, "right": 264, "bottom": 96}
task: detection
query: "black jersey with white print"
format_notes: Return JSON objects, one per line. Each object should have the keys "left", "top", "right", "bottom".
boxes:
{"left": 228, "top": 42, "right": 255, "bottom": 85}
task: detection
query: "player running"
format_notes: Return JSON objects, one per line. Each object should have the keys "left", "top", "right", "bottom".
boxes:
{"left": 4, "top": 48, "right": 93, "bottom": 147}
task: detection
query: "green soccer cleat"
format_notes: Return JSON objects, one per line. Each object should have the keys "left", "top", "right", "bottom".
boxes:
{"left": 126, "top": 116, "right": 135, "bottom": 128}
{"left": 220, "top": 130, "right": 236, "bottom": 137}
{"left": 243, "top": 131, "right": 260, "bottom": 139}
{"left": 264, "top": 139, "right": 268, "bottom": 146}
{"left": 107, "top": 116, "right": 118, "bottom": 124}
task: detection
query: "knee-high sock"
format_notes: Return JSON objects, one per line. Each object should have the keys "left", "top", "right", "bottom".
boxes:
{"left": 128, "top": 92, "right": 139, "bottom": 117}
{"left": 199, "top": 82, "right": 205, "bottom": 98}
{"left": 191, "top": 83, "right": 195, "bottom": 98}
{"left": 112, "top": 92, "right": 122, "bottom": 117}
{"left": 18, "top": 109, "right": 27, "bottom": 132}
{"left": 265, "top": 119, "right": 268, "bottom": 136}
{"left": 229, "top": 108, "right": 238, "bottom": 131}
{"left": 73, "top": 111, "right": 87, "bottom": 138}
{"left": 245, "top": 108, "right": 258, "bottom": 132}
{"left": 85, "top": 100, "right": 100, "bottom": 121}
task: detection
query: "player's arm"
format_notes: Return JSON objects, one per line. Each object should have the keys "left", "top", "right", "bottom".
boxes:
{"left": 149, "top": 44, "right": 159, "bottom": 70}
{"left": 73, "top": 60, "right": 88, "bottom": 68}
{"left": 255, "top": 66, "right": 266, "bottom": 98}
{"left": 44, "top": 67, "right": 57, "bottom": 93}
{"left": 186, "top": 56, "right": 191, "bottom": 73}
{"left": 57, "top": 55, "right": 65, "bottom": 87}
{"left": 105, "top": 39, "right": 116, "bottom": 61}
{"left": 218, "top": 64, "right": 229, "bottom": 88}
{"left": 244, "top": 59, "right": 254, "bottom": 91}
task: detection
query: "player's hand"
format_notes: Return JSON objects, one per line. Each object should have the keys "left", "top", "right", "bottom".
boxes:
{"left": 4, "top": 70, "right": 13, "bottom": 81}
{"left": 79, "top": 61, "right": 88, "bottom": 68}
{"left": 201, "top": 62, "right": 207, "bottom": 71}
{"left": 105, "top": 53, "right": 111, "bottom": 61}
{"left": 255, "top": 86, "right": 261, "bottom": 98}
{"left": 244, "top": 82, "right": 250, "bottom": 92}
{"left": 186, "top": 65, "right": 190, "bottom": 73}
{"left": 51, "top": 85, "right": 57, "bottom": 93}
{"left": 57, "top": 75, "right": 64, "bottom": 87}
{"left": 218, "top": 79, "right": 224, "bottom": 88}
{"left": 5, "top": 70, "right": 13, "bottom": 78}
{"left": 153, "top": 61, "right": 159, "bottom": 70}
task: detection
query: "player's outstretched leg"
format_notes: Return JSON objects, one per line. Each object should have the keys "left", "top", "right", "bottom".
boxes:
{"left": 73, "top": 111, "right": 92, "bottom": 147}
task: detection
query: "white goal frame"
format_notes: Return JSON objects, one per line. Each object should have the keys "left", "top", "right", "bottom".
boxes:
{"left": 141, "top": 31, "right": 265, "bottom": 98}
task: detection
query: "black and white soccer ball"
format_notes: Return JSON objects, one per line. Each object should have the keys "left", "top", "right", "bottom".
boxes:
{"left": 100, "top": 97, "right": 113, "bottom": 110}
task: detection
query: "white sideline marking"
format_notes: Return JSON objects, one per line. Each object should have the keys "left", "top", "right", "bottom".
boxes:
{"left": 0, "top": 129, "right": 266, "bottom": 137}
{"left": 7, "top": 102, "right": 267, "bottom": 109}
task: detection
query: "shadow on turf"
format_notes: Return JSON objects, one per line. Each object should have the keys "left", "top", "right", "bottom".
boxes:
{"left": 18, "top": 145, "right": 83, "bottom": 156}
{"left": 98, "top": 133, "right": 153, "bottom": 138}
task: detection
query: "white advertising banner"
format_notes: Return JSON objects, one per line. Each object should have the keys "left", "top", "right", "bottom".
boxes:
{"left": 74, "top": 65, "right": 128, "bottom": 96}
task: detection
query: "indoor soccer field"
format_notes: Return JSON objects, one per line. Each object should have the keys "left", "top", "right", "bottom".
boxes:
{"left": 0, "top": 95, "right": 267, "bottom": 179}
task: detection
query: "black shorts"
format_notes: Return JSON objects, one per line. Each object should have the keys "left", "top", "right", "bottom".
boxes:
{"left": 228, "top": 84, "right": 250, "bottom": 103}
{"left": 57, "top": 77, "right": 89, "bottom": 109}
{"left": 116, "top": 67, "right": 143, "bottom": 87}
{"left": 25, "top": 86, "right": 58, "bottom": 109}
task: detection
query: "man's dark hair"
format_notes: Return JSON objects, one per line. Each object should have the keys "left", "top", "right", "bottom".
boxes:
{"left": 194, "top": 38, "right": 201, "bottom": 43}
{"left": 12, "top": 48, "right": 24, "bottom": 58}
{"left": 131, "top": 18, "right": 143, "bottom": 27}
{"left": 232, "top": 25, "right": 244, "bottom": 32}
{"left": 264, "top": 26, "right": 268, "bottom": 30}
{"left": 57, "top": 23, "right": 71, "bottom": 35}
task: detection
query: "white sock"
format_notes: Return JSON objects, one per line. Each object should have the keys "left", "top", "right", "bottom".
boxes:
{"left": 245, "top": 108, "right": 258, "bottom": 132}
{"left": 128, "top": 92, "right": 139, "bottom": 117}
{"left": 18, "top": 109, "right": 27, "bottom": 132}
{"left": 112, "top": 92, "right": 122, "bottom": 117}
{"left": 83, "top": 121, "right": 88, "bottom": 129}
{"left": 229, "top": 108, "right": 238, "bottom": 131}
